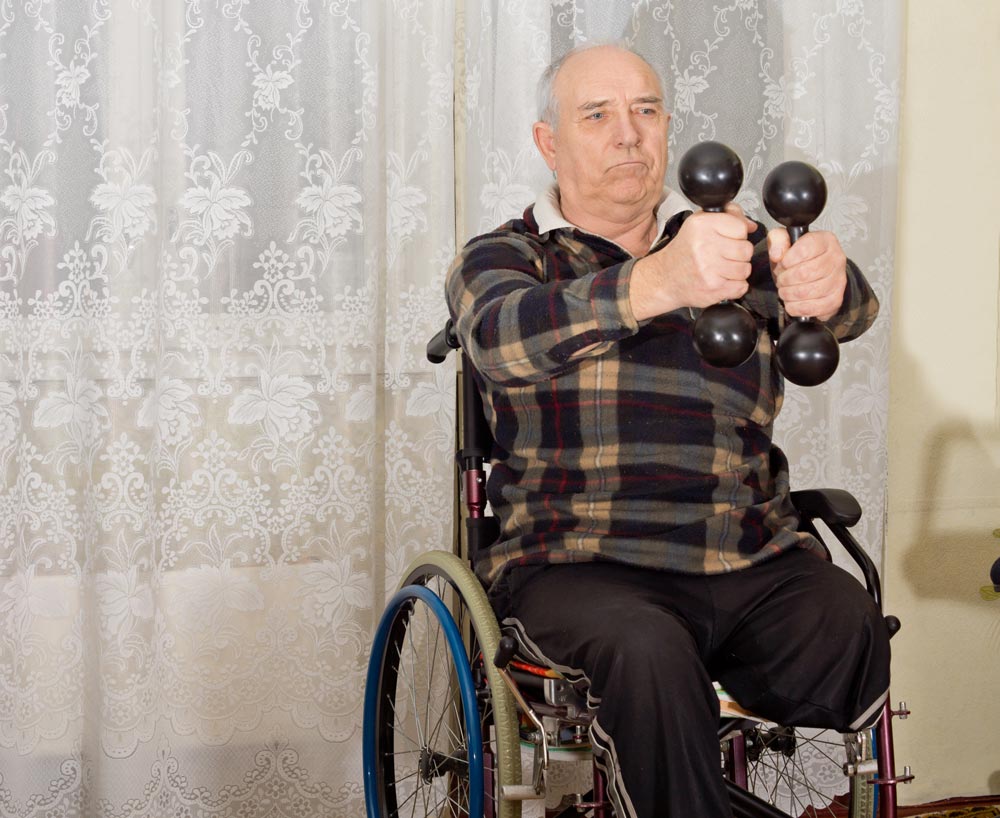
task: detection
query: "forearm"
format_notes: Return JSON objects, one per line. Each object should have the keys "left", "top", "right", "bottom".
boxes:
{"left": 446, "top": 238, "right": 639, "bottom": 386}
{"left": 629, "top": 255, "right": 686, "bottom": 320}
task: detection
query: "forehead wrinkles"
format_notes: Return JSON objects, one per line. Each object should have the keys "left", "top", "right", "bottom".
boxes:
{"left": 557, "top": 54, "right": 663, "bottom": 113}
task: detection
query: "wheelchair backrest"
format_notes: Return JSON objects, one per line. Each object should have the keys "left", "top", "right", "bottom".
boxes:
{"left": 427, "top": 319, "right": 501, "bottom": 565}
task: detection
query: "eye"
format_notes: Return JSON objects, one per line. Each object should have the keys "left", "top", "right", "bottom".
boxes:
{"left": 587, "top": 111, "right": 606, "bottom": 120}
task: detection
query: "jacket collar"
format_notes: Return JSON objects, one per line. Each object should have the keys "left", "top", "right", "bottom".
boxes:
{"left": 533, "top": 184, "right": 690, "bottom": 249}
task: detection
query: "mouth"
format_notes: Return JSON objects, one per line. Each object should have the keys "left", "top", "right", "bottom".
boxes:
{"left": 608, "top": 160, "right": 648, "bottom": 172}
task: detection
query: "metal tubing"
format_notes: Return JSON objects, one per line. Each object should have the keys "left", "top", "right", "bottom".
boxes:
{"left": 461, "top": 354, "right": 492, "bottom": 459}
{"left": 463, "top": 468, "right": 487, "bottom": 518}
{"left": 876, "top": 703, "right": 898, "bottom": 818}
{"left": 729, "top": 732, "right": 748, "bottom": 789}
{"left": 592, "top": 762, "right": 610, "bottom": 818}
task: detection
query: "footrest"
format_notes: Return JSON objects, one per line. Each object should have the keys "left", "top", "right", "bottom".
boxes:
{"left": 870, "top": 773, "right": 915, "bottom": 786}
{"left": 501, "top": 785, "right": 545, "bottom": 801}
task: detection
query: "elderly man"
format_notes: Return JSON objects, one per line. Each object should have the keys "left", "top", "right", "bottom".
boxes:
{"left": 446, "top": 43, "right": 889, "bottom": 817}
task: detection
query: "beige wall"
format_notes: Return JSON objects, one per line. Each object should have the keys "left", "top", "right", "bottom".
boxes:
{"left": 887, "top": 0, "right": 1000, "bottom": 803}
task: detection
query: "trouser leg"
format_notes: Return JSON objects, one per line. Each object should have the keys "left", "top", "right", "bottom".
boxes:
{"left": 710, "top": 549, "right": 891, "bottom": 731}
{"left": 490, "top": 550, "right": 890, "bottom": 816}
{"left": 499, "top": 564, "right": 733, "bottom": 818}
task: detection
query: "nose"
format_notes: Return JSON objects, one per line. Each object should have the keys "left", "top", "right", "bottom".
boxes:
{"left": 615, "top": 112, "right": 641, "bottom": 148}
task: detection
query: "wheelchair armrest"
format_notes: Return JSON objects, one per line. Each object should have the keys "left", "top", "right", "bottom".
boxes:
{"left": 790, "top": 488, "right": 862, "bottom": 528}
{"left": 792, "top": 488, "right": 883, "bottom": 609}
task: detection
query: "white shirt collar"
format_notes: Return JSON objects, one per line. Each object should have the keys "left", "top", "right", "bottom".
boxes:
{"left": 533, "top": 184, "right": 691, "bottom": 250}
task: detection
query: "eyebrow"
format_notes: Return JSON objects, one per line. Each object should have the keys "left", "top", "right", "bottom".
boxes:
{"left": 577, "top": 95, "right": 663, "bottom": 111}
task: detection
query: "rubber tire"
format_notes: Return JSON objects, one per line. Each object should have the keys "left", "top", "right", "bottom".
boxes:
{"left": 400, "top": 551, "right": 522, "bottom": 818}
{"left": 364, "top": 582, "right": 485, "bottom": 817}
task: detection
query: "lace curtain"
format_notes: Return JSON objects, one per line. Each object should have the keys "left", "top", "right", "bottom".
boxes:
{"left": 0, "top": 1, "right": 901, "bottom": 816}
{"left": 1, "top": 2, "right": 455, "bottom": 815}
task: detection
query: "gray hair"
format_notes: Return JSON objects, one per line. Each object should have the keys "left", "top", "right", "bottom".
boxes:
{"left": 536, "top": 41, "right": 667, "bottom": 128}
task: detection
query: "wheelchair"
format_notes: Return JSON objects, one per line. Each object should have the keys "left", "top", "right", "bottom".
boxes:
{"left": 363, "top": 321, "right": 913, "bottom": 818}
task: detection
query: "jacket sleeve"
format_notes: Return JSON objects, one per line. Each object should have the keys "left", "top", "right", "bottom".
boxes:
{"left": 445, "top": 232, "right": 640, "bottom": 386}
{"left": 742, "top": 229, "right": 879, "bottom": 343}
{"left": 820, "top": 258, "right": 879, "bottom": 342}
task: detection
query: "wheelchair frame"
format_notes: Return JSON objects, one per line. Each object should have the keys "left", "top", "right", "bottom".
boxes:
{"left": 363, "top": 321, "right": 912, "bottom": 818}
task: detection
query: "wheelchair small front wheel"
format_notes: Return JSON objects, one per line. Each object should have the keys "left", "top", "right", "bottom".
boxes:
{"left": 364, "top": 551, "right": 521, "bottom": 818}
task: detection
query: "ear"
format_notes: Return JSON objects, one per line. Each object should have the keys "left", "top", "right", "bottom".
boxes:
{"left": 532, "top": 121, "right": 557, "bottom": 171}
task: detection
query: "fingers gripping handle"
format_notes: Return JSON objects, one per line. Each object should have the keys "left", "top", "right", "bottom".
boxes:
{"left": 763, "top": 161, "right": 840, "bottom": 387}
{"left": 677, "top": 141, "right": 758, "bottom": 369}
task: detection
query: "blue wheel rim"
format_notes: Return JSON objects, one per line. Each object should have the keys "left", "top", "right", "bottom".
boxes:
{"left": 363, "top": 584, "right": 485, "bottom": 818}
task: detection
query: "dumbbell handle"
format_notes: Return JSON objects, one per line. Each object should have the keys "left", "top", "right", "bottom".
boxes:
{"left": 677, "top": 141, "right": 758, "bottom": 369}
{"left": 764, "top": 160, "right": 839, "bottom": 387}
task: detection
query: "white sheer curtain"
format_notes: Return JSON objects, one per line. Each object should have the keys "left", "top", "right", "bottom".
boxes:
{"left": 0, "top": 2, "right": 454, "bottom": 815}
{"left": 1, "top": 1, "right": 901, "bottom": 815}
{"left": 460, "top": 0, "right": 902, "bottom": 811}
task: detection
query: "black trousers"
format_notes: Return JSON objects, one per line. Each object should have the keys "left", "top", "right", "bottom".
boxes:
{"left": 494, "top": 549, "right": 890, "bottom": 818}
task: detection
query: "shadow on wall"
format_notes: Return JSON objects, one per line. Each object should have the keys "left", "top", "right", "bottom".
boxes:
{"left": 889, "top": 340, "right": 1000, "bottom": 609}
{"left": 889, "top": 347, "right": 1000, "bottom": 795}
{"left": 900, "top": 410, "right": 1000, "bottom": 621}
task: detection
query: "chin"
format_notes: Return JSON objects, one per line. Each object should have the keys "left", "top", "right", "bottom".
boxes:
{"left": 607, "top": 182, "right": 656, "bottom": 207}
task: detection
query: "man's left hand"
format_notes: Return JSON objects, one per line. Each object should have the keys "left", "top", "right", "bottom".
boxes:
{"left": 767, "top": 228, "right": 847, "bottom": 322}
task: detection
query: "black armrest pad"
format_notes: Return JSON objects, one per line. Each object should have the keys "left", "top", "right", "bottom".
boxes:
{"left": 790, "top": 489, "right": 862, "bottom": 528}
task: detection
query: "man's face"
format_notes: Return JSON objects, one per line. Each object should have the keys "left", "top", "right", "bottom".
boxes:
{"left": 535, "top": 47, "right": 670, "bottom": 218}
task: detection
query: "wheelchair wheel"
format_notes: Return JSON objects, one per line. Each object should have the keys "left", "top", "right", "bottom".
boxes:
{"left": 738, "top": 724, "right": 877, "bottom": 817}
{"left": 364, "top": 551, "right": 521, "bottom": 818}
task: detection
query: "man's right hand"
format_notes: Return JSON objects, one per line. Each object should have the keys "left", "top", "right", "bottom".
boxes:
{"left": 629, "top": 203, "right": 756, "bottom": 322}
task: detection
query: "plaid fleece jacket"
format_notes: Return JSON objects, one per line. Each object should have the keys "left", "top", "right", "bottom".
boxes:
{"left": 446, "top": 190, "right": 879, "bottom": 589}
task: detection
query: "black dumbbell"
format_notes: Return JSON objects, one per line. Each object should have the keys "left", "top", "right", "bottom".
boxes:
{"left": 677, "top": 141, "right": 758, "bottom": 368}
{"left": 762, "top": 161, "right": 840, "bottom": 387}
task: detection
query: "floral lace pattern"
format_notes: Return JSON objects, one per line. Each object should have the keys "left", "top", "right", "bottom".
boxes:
{"left": 1, "top": 1, "right": 455, "bottom": 815}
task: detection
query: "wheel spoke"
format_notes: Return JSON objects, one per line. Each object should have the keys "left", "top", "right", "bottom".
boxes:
{"left": 741, "top": 726, "right": 857, "bottom": 817}
{"left": 425, "top": 600, "right": 442, "bottom": 738}
{"left": 418, "top": 602, "right": 435, "bottom": 744}
{"left": 392, "top": 777, "right": 421, "bottom": 812}
{"left": 372, "top": 564, "right": 510, "bottom": 818}
{"left": 400, "top": 624, "right": 426, "bottom": 748}
{"left": 426, "top": 657, "right": 455, "bottom": 749}
{"left": 385, "top": 748, "right": 423, "bottom": 758}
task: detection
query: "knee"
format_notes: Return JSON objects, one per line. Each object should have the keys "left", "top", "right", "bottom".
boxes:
{"left": 801, "top": 570, "right": 890, "bottom": 656}
{"left": 835, "top": 587, "right": 890, "bottom": 661}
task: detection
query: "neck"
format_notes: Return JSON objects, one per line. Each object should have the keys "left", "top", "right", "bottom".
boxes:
{"left": 561, "top": 197, "right": 659, "bottom": 257}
